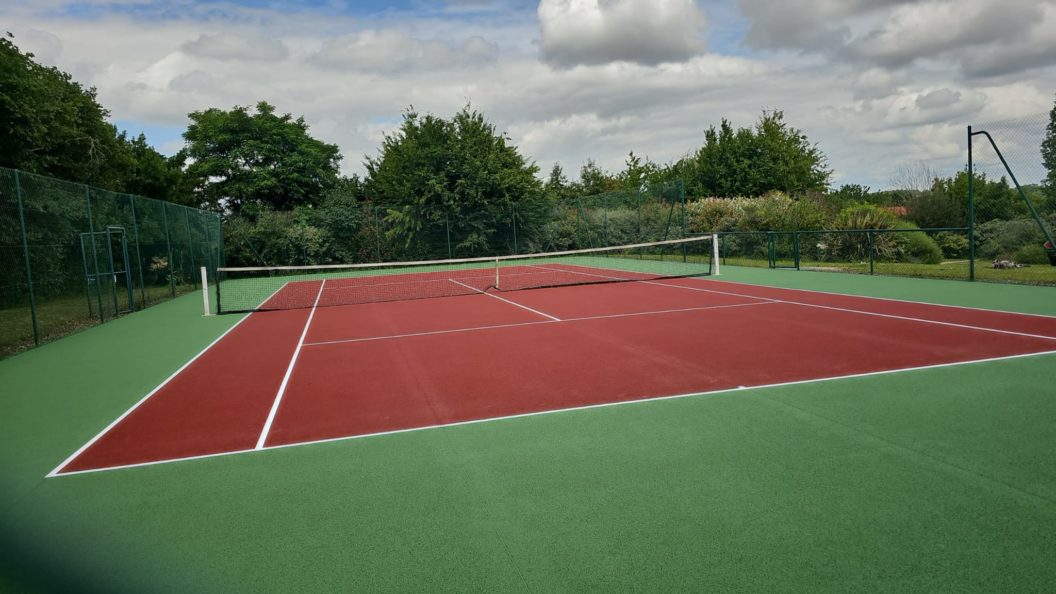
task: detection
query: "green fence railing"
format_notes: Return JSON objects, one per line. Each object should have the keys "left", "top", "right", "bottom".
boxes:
{"left": 1, "top": 167, "right": 223, "bottom": 358}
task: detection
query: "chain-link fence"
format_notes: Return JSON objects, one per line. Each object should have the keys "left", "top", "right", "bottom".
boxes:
{"left": 221, "top": 180, "right": 688, "bottom": 268}
{"left": 0, "top": 167, "right": 223, "bottom": 358}
{"left": 703, "top": 112, "right": 1056, "bottom": 285}
{"left": 968, "top": 112, "right": 1056, "bottom": 283}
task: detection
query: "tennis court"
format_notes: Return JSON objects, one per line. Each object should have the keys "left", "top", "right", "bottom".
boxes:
{"left": 49, "top": 238, "right": 1056, "bottom": 476}
{"left": 5, "top": 254, "right": 1056, "bottom": 591}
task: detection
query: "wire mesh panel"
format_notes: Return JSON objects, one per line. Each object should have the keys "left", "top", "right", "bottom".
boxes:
{"left": 0, "top": 166, "right": 223, "bottom": 358}
{"left": 0, "top": 169, "right": 35, "bottom": 353}
{"left": 715, "top": 231, "right": 772, "bottom": 269}
{"left": 969, "top": 113, "right": 1056, "bottom": 283}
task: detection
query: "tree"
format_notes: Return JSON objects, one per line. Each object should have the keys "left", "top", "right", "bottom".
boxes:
{"left": 684, "top": 111, "right": 831, "bottom": 197}
{"left": 118, "top": 133, "right": 194, "bottom": 205}
{"left": 0, "top": 34, "right": 193, "bottom": 200}
{"left": 577, "top": 159, "right": 619, "bottom": 195}
{"left": 364, "top": 106, "right": 543, "bottom": 256}
{"left": 181, "top": 101, "right": 341, "bottom": 214}
{"left": 890, "top": 161, "right": 939, "bottom": 193}
{"left": 1042, "top": 94, "right": 1056, "bottom": 208}
{"left": 0, "top": 34, "right": 123, "bottom": 187}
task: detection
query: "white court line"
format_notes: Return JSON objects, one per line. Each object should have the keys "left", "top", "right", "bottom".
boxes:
{"left": 448, "top": 278, "right": 561, "bottom": 321}
{"left": 45, "top": 282, "right": 292, "bottom": 478}
{"left": 695, "top": 275, "right": 1056, "bottom": 320}
{"left": 48, "top": 348, "right": 1056, "bottom": 477}
{"left": 643, "top": 280, "right": 1056, "bottom": 342}
{"left": 530, "top": 264, "right": 1056, "bottom": 342}
{"left": 254, "top": 279, "right": 327, "bottom": 450}
{"left": 303, "top": 301, "right": 776, "bottom": 348}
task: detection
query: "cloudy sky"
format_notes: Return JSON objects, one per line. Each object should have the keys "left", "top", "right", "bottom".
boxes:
{"left": 5, "top": 0, "right": 1056, "bottom": 188}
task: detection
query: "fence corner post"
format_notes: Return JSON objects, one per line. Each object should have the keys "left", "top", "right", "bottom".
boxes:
{"left": 14, "top": 171, "right": 41, "bottom": 346}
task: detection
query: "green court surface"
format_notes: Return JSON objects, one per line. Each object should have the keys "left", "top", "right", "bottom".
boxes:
{"left": 2, "top": 267, "right": 1055, "bottom": 591}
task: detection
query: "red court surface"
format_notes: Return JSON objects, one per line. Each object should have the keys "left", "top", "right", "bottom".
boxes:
{"left": 52, "top": 276, "right": 1056, "bottom": 476}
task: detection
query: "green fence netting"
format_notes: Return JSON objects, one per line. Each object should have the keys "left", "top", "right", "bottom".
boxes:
{"left": 968, "top": 112, "right": 1056, "bottom": 283}
{"left": 0, "top": 167, "right": 222, "bottom": 358}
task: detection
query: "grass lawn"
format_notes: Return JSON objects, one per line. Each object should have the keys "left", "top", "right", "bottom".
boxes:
{"left": 1, "top": 284, "right": 198, "bottom": 359}
{"left": 722, "top": 256, "right": 1056, "bottom": 285}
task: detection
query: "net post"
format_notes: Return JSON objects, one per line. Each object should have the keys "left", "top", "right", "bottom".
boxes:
{"left": 494, "top": 257, "right": 500, "bottom": 289}
{"left": 711, "top": 233, "right": 721, "bottom": 276}
{"left": 201, "top": 266, "right": 211, "bottom": 315}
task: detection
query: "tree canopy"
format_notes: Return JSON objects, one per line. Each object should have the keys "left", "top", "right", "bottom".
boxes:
{"left": 181, "top": 101, "right": 342, "bottom": 214}
{"left": 1042, "top": 94, "right": 1056, "bottom": 206}
{"left": 0, "top": 34, "right": 184, "bottom": 198}
{"left": 679, "top": 110, "right": 831, "bottom": 198}
{"left": 364, "top": 106, "right": 543, "bottom": 256}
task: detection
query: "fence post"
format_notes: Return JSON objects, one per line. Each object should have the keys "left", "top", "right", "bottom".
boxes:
{"left": 793, "top": 231, "right": 801, "bottom": 270}
{"left": 511, "top": 205, "right": 518, "bottom": 254}
{"left": 603, "top": 202, "right": 609, "bottom": 247}
{"left": 84, "top": 186, "right": 106, "bottom": 321}
{"left": 14, "top": 171, "right": 40, "bottom": 346}
{"left": 967, "top": 126, "right": 975, "bottom": 281}
{"left": 445, "top": 211, "right": 452, "bottom": 259}
{"left": 128, "top": 195, "right": 146, "bottom": 309}
{"left": 161, "top": 202, "right": 176, "bottom": 297}
{"left": 373, "top": 207, "right": 382, "bottom": 262}
{"left": 679, "top": 180, "right": 688, "bottom": 262}
{"left": 867, "top": 231, "right": 875, "bottom": 275}
{"left": 636, "top": 190, "right": 642, "bottom": 242}
{"left": 182, "top": 207, "right": 197, "bottom": 288}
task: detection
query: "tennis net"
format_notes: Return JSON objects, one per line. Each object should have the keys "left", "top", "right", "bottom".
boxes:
{"left": 214, "top": 236, "right": 718, "bottom": 313}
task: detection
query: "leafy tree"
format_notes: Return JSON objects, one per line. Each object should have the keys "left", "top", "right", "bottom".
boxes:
{"left": 0, "top": 34, "right": 121, "bottom": 187}
{"left": 827, "top": 184, "right": 871, "bottom": 211}
{"left": 1042, "top": 94, "right": 1056, "bottom": 206}
{"left": 364, "top": 106, "right": 543, "bottom": 256}
{"left": 544, "top": 162, "right": 579, "bottom": 203}
{"left": 0, "top": 34, "right": 191, "bottom": 201}
{"left": 683, "top": 111, "right": 831, "bottom": 197}
{"left": 577, "top": 159, "right": 620, "bottom": 196}
{"left": 118, "top": 133, "right": 194, "bottom": 205}
{"left": 617, "top": 152, "right": 661, "bottom": 192}
{"left": 182, "top": 101, "right": 341, "bottom": 214}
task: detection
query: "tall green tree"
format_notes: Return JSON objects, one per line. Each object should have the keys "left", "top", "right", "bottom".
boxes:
{"left": 683, "top": 110, "right": 831, "bottom": 198}
{"left": 118, "top": 133, "right": 194, "bottom": 205}
{"left": 364, "top": 106, "right": 543, "bottom": 256}
{"left": 0, "top": 34, "right": 189, "bottom": 198}
{"left": 181, "top": 101, "right": 341, "bottom": 214}
{"left": 0, "top": 34, "right": 120, "bottom": 187}
{"left": 1042, "top": 94, "right": 1056, "bottom": 208}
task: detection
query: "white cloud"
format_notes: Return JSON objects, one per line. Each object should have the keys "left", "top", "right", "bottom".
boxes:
{"left": 538, "top": 0, "right": 706, "bottom": 67}
{"left": 309, "top": 30, "right": 498, "bottom": 73}
{"left": 3, "top": 0, "right": 1055, "bottom": 192}
{"left": 739, "top": 0, "right": 1056, "bottom": 80}
{"left": 182, "top": 33, "right": 289, "bottom": 62}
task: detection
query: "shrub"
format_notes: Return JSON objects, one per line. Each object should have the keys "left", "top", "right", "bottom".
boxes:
{"left": 893, "top": 222, "right": 943, "bottom": 264}
{"left": 933, "top": 231, "right": 969, "bottom": 259}
{"left": 685, "top": 192, "right": 829, "bottom": 234}
{"left": 975, "top": 218, "right": 1046, "bottom": 260}
{"left": 824, "top": 204, "right": 897, "bottom": 261}
{"left": 1013, "top": 244, "right": 1049, "bottom": 265}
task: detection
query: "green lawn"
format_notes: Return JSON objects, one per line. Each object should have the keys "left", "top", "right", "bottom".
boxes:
{"left": 1, "top": 284, "right": 198, "bottom": 359}
{"left": 1, "top": 268, "right": 1055, "bottom": 591}
{"left": 723, "top": 255, "right": 1056, "bottom": 285}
